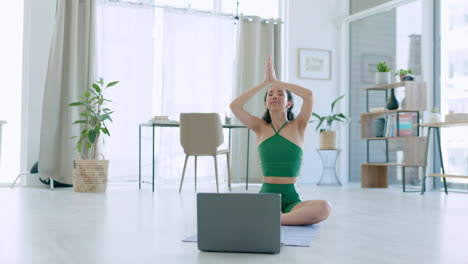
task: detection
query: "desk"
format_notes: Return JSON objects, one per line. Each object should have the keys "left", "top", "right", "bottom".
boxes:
{"left": 419, "top": 121, "right": 468, "bottom": 194}
{"left": 0, "top": 121, "right": 5, "bottom": 164}
{"left": 139, "top": 121, "right": 250, "bottom": 192}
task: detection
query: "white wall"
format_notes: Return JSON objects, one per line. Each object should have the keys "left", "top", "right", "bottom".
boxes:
{"left": 22, "top": 0, "right": 56, "bottom": 186}
{"left": 286, "top": 0, "right": 346, "bottom": 184}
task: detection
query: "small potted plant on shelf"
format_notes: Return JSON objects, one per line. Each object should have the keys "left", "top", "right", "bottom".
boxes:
{"left": 375, "top": 61, "right": 392, "bottom": 85}
{"left": 395, "top": 69, "right": 413, "bottom": 82}
{"left": 311, "top": 95, "right": 350, "bottom": 150}
{"left": 429, "top": 107, "right": 441, "bottom": 123}
{"left": 69, "top": 78, "right": 118, "bottom": 192}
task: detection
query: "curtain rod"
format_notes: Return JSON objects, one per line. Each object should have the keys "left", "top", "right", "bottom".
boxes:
{"left": 102, "top": 1, "right": 283, "bottom": 24}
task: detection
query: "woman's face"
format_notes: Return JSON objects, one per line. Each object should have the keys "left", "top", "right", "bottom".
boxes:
{"left": 265, "top": 86, "right": 292, "bottom": 111}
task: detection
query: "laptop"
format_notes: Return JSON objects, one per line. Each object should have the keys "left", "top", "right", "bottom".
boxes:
{"left": 197, "top": 193, "right": 281, "bottom": 254}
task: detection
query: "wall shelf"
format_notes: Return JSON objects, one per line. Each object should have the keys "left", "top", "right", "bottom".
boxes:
{"left": 362, "top": 81, "right": 420, "bottom": 90}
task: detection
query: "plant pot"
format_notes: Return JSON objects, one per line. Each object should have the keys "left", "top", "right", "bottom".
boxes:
{"left": 429, "top": 113, "right": 441, "bottom": 123}
{"left": 73, "top": 159, "right": 109, "bottom": 192}
{"left": 399, "top": 74, "right": 407, "bottom": 82}
{"left": 375, "top": 72, "right": 391, "bottom": 85}
{"left": 319, "top": 131, "right": 337, "bottom": 150}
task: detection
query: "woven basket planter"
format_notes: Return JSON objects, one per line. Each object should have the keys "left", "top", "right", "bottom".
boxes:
{"left": 73, "top": 159, "right": 109, "bottom": 193}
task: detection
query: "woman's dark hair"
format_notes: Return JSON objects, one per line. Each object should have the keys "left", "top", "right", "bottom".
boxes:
{"left": 261, "top": 90, "right": 295, "bottom": 123}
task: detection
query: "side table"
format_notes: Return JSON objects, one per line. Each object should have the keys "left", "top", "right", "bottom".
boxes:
{"left": 316, "top": 149, "right": 342, "bottom": 186}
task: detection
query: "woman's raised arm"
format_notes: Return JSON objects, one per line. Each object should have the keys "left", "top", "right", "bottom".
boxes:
{"left": 229, "top": 58, "right": 271, "bottom": 132}
{"left": 268, "top": 56, "right": 313, "bottom": 129}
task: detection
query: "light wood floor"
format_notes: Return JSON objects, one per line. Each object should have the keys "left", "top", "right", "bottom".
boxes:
{"left": 0, "top": 183, "right": 467, "bottom": 264}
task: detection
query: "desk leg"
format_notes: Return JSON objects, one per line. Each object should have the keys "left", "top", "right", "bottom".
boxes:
{"left": 139, "top": 125, "right": 141, "bottom": 189}
{"left": 228, "top": 128, "right": 232, "bottom": 151}
{"left": 246, "top": 129, "right": 250, "bottom": 190}
{"left": 421, "top": 127, "right": 431, "bottom": 194}
{"left": 435, "top": 128, "right": 448, "bottom": 194}
{"left": 152, "top": 126, "right": 155, "bottom": 193}
{"left": 402, "top": 166, "right": 406, "bottom": 192}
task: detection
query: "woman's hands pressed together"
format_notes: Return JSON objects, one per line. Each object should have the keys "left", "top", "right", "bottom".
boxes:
{"left": 263, "top": 55, "right": 278, "bottom": 85}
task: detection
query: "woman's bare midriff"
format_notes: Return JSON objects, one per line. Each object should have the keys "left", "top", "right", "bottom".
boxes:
{"left": 263, "top": 176, "right": 297, "bottom": 184}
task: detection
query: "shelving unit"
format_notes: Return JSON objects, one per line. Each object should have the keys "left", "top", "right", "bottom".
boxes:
{"left": 360, "top": 82, "right": 427, "bottom": 191}
{"left": 419, "top": 121, "right": 468, "bottom": 194}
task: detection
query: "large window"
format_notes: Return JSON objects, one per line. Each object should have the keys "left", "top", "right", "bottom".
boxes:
{"left": 0, "top": 1, "right": 24, "bottom": 184}
{"left": 96, "top": 0, "right": 280, "bottom": 184}
{"left": 440, "top": 0, "right": 468, "bottom": 190}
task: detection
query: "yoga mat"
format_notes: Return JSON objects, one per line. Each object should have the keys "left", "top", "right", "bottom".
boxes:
{"left": 183, "top": 225, "right": 319, "bottom": 247}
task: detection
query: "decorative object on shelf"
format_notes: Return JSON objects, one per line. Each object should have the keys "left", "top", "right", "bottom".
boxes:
{"left": 373, "top": 117, "right": 386, "bottom": 137}
{"left": 225, "top": 113, "right": 231, "bottom": 125}
{"left": 394, "top": 69, "right": 413, "bottom": 82}
{"left": 316, "top": 149, "right": 342, "bottom": 186}
{"left": 150, "top": 115, "right": 169, "bottom": 123}
{"left": 361, "top": 54, "right": 392, "bottom": 83}
{"left": 369, "top": 107, "right": 386, "bottom": 113}
{"left": 375, "top": 61, "right": 392, "bottom": 85}
{"left": 402, "top": 75, "right": 414, "bottom": 81}
{"left": 312, "top": 95, "right": 350, "bottom": 149}
{"left": 298, "top": 48, "right": 331, "bottom": 80}
{"left": 69, "top": 78, "right": 119, "bottom": 193}
{"left": 385, "top": 88, "right": 399, "bottom": 110}
{"left": 429, "top": 107, "right": 441, "bottom": 123}
{"left": 445, "top": 112, "right": 468, "bottom": 122}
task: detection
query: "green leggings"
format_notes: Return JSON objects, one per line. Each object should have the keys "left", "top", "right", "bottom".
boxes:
{"left": 259, "top": 183, "right": 302, "bottom": 213}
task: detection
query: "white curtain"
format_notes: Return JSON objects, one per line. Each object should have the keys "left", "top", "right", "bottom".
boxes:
{"left": 156, "top": 9, "right": 236, "bottom": 185}
{"left": 231, "top": 15, "right": 282, "bottom": 184}
{"left": 39, "top": 0, "right": 96, "bottom": 184}
{"left": 95, "top": 3, "right": 154, "bottom": 182}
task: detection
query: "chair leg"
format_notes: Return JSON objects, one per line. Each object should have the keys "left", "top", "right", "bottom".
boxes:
{"left": 10, "top": 172, "right": 29, "bottom": 188}
{"left": 213, "top": 155, "right": 219, "bottom": 193}
{"left": 194, "top": 156, "right": 198, "bottom": 191}
{"left": 179, "top": 155, "right": 189, "bottom": 193}
{"left": 226, "top": 153, "right": 231, "bottom": 191}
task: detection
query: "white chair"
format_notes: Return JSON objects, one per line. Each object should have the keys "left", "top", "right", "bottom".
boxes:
{"left": 10, "top": 162, "right": 55, "bottom": 190}
{"left": 179, "top": 113, "right": 231, "bottom": 193}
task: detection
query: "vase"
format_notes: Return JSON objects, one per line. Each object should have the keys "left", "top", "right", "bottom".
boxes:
{"left": 430, "top": 113, "right": 441, "bottom": 123}
{"left": 386, "top": 88, "right": 399, "bottom": 110}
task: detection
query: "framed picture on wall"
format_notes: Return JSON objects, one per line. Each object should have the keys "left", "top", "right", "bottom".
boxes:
{"left": 361, "top": 53, "right": 392, "bottom": 83}
{"left": 298, "top": 48, "right": 331, "bottom": 80}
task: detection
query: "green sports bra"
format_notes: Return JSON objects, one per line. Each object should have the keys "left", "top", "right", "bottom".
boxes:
{"left": 258, "top": 121, "right": 303, "bottom": 177}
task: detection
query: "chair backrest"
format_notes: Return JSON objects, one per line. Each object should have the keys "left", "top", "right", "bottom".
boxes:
{"left": 180, "top": 113, "right": 224, "bottom": 155}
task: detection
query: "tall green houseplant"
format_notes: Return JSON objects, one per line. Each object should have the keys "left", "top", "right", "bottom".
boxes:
{"left": 312, "top": 95, "right": 350, "bottom": 132}
{"left": 69, "top": 78, "right": 118, "bottom": 159}
{"left": 311, "top": 95, "right": 350, "bottom": 150}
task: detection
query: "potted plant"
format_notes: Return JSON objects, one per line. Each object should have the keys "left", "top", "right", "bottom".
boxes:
{"left": 375, "top": 61, "right": 392, "bottom": 85}
{"left": 429, "top": 107, "right": 441, "bottom": 123}
{"left": 69, "top": 78, "right": 118, "bottom": 192}
{"left": 312, "top": 95, "right": 350, "bottom": 149}
{"left": 395, "top": 69, "right": 413, "bottom": 82}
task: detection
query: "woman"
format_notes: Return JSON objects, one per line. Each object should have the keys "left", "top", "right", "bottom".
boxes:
{"left": 230, "top": 56, "right": 331, "bottom": 225}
